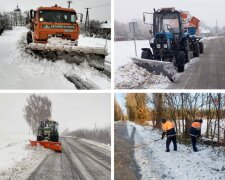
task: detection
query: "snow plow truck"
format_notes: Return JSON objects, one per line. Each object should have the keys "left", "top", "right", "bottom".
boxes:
{"left": 132, "top": 8, "right": 204, "bottom": 81}
{"left": 26, "top": 4, "right": 107, "bottom": 70}
{"left": 29, "top": 119, "right": 62, "bottom": 152}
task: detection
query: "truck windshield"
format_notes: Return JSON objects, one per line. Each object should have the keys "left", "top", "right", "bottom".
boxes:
{"left": 39, "top": 10, "right": 77, "bottom": 23}
{"left": 155, "top": 13, "right": 180, "bottom": 33}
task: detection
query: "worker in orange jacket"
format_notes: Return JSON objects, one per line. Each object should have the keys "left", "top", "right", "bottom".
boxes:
{"left": 189, "top": 119, "right": 203, "bottom": 152}
{"left": 161, "top": 118, "right": 177, "bottom": 152}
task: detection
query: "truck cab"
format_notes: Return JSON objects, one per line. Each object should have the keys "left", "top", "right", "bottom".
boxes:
{"left": 27, "top": 4, "right": 83, "bottom": 45}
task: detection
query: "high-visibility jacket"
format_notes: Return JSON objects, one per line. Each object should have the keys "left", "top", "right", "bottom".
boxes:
{"left": 162, "top": 121, "right": 176, "bottom": 137}
{"left": 189, "top": 122, "right": 201, "bottom": 137}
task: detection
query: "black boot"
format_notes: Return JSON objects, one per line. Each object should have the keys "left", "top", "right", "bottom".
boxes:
{"left": 166, "top": 149, "right": 170, "bottom": 152}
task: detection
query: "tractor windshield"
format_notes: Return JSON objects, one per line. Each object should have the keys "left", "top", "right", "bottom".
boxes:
{"left": 155, "top": 13, "right": 180, "bottom": 34}
{"left": 39, "top": 10, "right": 77, "bottom": 23}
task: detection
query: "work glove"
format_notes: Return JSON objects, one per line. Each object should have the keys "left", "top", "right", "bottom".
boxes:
{"left": 161, "top": 132, "right": 166, "bottom": 139}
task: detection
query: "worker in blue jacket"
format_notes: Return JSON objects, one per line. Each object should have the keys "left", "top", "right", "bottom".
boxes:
{"left": 161, "top": 118, "right": 177, "bottom": 152}
{"left": 189, "top": 119, "right": 203, "bottom": 152}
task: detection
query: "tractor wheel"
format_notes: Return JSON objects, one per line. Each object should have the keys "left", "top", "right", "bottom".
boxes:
{"left": 176, "top": 51, "right": 185, "bottom": 73}
{"left": 185, "top": 39, "right": 190, "bottom": 63}
{"left": 27, "top": 31, "right": 33, "bottom": 44}
{"left": 141, "top": 48, "right": 153, "bottom": 59}
{"left": 193, "top": 42, "right": 200, "bottom": 57}
{"left": 199, "top": 42, "right": 204, "bottom": 54}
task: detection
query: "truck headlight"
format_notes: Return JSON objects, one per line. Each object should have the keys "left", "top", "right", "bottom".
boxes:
{"left": 157, "top": 44, "right": 160, "bottom": 48}
{"left": 39, "top": 17, "right": 44, "bottom": 22}
{"left": 164, "top": 44, "right": 168, "bottom": 48}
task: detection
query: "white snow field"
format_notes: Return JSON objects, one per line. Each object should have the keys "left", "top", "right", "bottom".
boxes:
{"left": 126, "top": 121, "right": 225, "bottom": 180}
{"left": 0, "top": 27, "right": 110, "bottom": 89}
{"left": 114, "top": 39, "right": 209, "bottom": 89}
{"left": 0, "top": 132, "right": 52, "bottom": 180}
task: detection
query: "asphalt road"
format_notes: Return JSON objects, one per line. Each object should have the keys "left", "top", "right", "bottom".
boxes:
{"left": 28, "top": 137, "right": 111, "bottom": 180}
{"left": 169, "top": 37, "right": 225, "bottom": 89}
{"left": 114, "top": 122, "right": 141, "bottom": 180}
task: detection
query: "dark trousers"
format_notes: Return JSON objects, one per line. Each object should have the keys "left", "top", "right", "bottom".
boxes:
{"left": 191, "top": 136, "right": 197, "bottom": 151}
{"left": 166, "top": 136, "right": 177, "bottom": 151}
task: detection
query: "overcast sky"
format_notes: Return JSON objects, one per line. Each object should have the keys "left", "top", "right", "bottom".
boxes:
{"left": 0, "top": 93, "right": 111, "bottom": 134}
{"left": 115, "top": 0, "right": 225, "bottom": 27}
{"left": 0, "top": 0, "right": 111, "bottom": 21}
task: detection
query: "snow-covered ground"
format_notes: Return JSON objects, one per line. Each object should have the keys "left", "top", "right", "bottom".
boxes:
{"left": 62, "top": 135, "right": 111, "bottom": 151}
{"left": 0, "top": 26, "right": 110, "bottom": 89}
{"left": 125, "top": 121, "right": 225, "bottom": 180}
{"left": 0, "top": 132, "right": 51, "bottom": 180}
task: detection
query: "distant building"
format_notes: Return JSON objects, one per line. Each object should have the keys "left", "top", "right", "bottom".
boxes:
{"left": 201, "top": 28, "right": 212, "bottom": 37}
{"left": 14, "top": 4, "right": 22, "bottom": 26}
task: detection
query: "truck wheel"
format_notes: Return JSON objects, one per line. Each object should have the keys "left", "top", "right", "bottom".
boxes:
{"left": 27, "top": 31, "right": 32, "bottom": 44}
{"left": 199, "top": 42, "right": 204, "bottom": 54}
{"left": 141, "top": 48, "right": 153, "bottom": 59}
{"left": 176, "top": 51, "right": 185, "bottom": 73}
{"left": 193, "top": 42, "right": 199, "bottom": 57}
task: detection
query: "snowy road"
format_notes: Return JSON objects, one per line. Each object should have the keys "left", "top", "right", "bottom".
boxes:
{"left": 0, "top": 27, "right": 110, "bottom": 89}
{"left": 114, "top": 122, "right": 141, "bottom": 180}
{"left": 170, "top": 37, "right": 225, "bottom": 89}
{"left": 28, "top": 137, "right": 111, "bottom": 180}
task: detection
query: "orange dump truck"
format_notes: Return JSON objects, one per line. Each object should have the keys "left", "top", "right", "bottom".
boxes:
{"left": 27, "top": 4, "right": 81, "bottom": 45}
{"left": 26, "top": 4, "right": 107, "bottom": 70}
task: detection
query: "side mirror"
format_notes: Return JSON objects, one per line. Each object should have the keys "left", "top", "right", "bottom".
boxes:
{"left": 30, "top": 9, "right": 35, "bottom": 19}
{"left": 149, "top": 29, "right": 153, "bottom": 34}
{"left": 77, "top": 13, "right": 83, "bottom": 23}
{"left": 143, "top": 14, "right": 146, "bottom": 23}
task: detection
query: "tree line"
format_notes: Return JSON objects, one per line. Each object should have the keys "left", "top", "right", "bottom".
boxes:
{"left": 114, "top": 93, "right": 225, "bottom": 144}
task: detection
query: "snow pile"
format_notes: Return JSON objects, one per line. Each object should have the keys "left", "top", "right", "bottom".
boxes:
{"left": 47, "top": 37, "right": 71, "bottom": 45}
{"left": 126, "top": 121, "right": 225, "bottom": 180}
{"left": 115, "top": 62, "right": 171, "bottom": 89}
{"left": 0, "top": 27, "right": 110, "bottom": 89}
{"left": 0, "top": 145, "right": 52, "bottom": 180}
{"left": 80, "top": 138, "right": 111, "bottom": 151}
{"left": 0, "top": 133, "right": 33, "bottom": 170}
{"left": 0, "top": 132, "right": 52, "bottom": 180}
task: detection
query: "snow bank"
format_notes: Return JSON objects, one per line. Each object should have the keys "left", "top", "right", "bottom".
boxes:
{"left": 0, "top": 27, "right": 110, "bottom": 89}
{"left": 48, "top": 37, "right": 71, "bottom": 45}
{"left": 61, "top": 136, "right": 111, "bottom": 151}
{"left": 0, "top": 145, "right": 52, "bottom": 180}
{"left": 80, "top": 138, "right": 111, "bottom": 151}
{"left": 0, "top": 132, "right": 52, "bottom": 180}
{"left": 0, "top": 133, "right": 33, "bottom": 170}
{"left": 115, "top": 62, "right": 171, "bottom": 89}
{"left": 126, "top": 121, "right": 225, "bottom": 180}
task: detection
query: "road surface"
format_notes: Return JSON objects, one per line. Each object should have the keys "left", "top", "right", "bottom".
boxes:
{"left": 28, "top": 137, "right": 111, "bottom": 180}
{"left": 114, "top": 122, "right": 141, "bottom": 180}
{"left": 169, "top": 37, "right": 225, "bottom": 89}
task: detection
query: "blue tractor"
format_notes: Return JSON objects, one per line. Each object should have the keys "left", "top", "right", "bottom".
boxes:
{"left": 132, "top": 8, "right": 203, "bottom": 81}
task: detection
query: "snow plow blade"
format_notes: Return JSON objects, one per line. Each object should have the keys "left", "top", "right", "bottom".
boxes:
{"left": 29, "top": 140, "right": 62, "bottom": 152}
{"left": 26, "top": 43, "right": 107, "bottom": 70}
{"left": 131, "top": 57, "right": 177, "bottom": 82}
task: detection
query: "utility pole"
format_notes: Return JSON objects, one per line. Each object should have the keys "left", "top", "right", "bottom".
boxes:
{"left": 85, "top": 8, "right": 90, "bottom": 31}
{"left": 67, "top": 0, "right": 72, "bottom": 9}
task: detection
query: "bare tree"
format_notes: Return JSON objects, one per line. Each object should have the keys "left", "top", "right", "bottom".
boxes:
{"left": 24, "top": 94, "right": 52, "bottom": 135}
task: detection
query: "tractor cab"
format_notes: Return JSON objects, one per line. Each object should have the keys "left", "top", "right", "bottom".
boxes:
{"left": 37, "top": 120, "right": 59, "bottom": 142}
{"left": 153, "top": 8, "right": 183, "bottom": 37}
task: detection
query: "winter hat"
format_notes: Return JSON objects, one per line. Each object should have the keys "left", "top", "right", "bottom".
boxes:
{"left": 161, "top": 118, "right": 166, "bottom": 123}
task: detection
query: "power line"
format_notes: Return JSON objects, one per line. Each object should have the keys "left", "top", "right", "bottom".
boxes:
{"left": 89, "top": 3, "right": 110, "bottom": 9}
